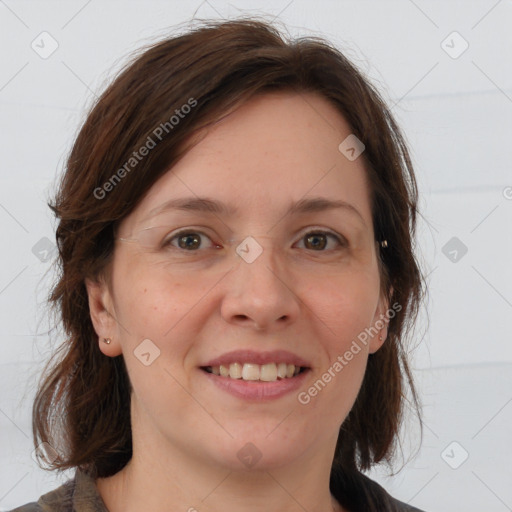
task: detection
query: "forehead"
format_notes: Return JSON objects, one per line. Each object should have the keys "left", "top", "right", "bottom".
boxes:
{"left": 126, "top": 91, "right": 373, "bottom": 230}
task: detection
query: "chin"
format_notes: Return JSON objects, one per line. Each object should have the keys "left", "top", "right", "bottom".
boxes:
{"left": 209, "top": 433, "right": 311, "bottom": 472}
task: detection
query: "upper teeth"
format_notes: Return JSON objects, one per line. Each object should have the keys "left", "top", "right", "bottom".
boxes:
{"left": 207, "top": 363, "right": 302, "bottom": 381}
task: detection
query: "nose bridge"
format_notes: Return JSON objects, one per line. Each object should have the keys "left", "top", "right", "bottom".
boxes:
{"left": 231, "top": 234, "right": 284, "bottom": 286}
{"left": 222, "top": 233, "right": 299, "bottom": 328}
{"left": 233, "top": 234, "right": 273, "bottom": 264}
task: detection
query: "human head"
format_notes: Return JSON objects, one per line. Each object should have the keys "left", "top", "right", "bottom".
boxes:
{"left": 33, "top": 16, "right": 424, "bottom": 480}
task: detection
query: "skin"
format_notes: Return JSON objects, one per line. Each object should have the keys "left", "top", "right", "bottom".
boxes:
{"left": 86, "top": 91, "right": 390, "bottom": 512}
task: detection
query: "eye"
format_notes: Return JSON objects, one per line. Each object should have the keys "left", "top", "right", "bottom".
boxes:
{"left": 295, "top": 230, "right": 347, "bottom": 251}
{"left": 162, "top": 228, "right": 346, "bottom": 252}
{"left": 166, "top": 230, "right": 220, "bottom": 251}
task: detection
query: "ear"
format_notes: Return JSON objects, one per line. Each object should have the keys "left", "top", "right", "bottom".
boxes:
{"left": 368, "top": 285, "right": 394, "bottom": 355}
{"left": 85, "top": 275, "right": 123, "bottom": 357}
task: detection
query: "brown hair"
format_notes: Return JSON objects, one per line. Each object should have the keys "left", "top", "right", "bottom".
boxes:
{"left": 32, "top": 15, "right": 425, "bottom": 508}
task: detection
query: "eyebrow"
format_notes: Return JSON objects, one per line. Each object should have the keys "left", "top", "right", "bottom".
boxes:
{"left": 143, "top": 196, "right": 366, "bottom": 226}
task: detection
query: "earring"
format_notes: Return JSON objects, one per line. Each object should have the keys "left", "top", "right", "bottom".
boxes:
{"left": 102, "top": 338, "right": 112, "bottom": 344}
{"left": 380, "top": 240, "right": 388, "bottom": 248}
{"left": 379, "top": 334, "right": 383, "bottom": 341}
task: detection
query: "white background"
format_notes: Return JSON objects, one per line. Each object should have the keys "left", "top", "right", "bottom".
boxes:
{"left": 1, "top": 1, "right": 511, "bottom": 511}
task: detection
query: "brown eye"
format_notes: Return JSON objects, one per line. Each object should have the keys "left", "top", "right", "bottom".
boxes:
{"left": 166, "top": 230, "right": 218, "bottom": 251}
{"left": 297, "top": 230, "right": 346, "bottom": 251}
{"left": 305, "top": 233, "right": 328, "bottom": 250}
{"left": 177, "top": 233, "right": 202, "bottom": 250}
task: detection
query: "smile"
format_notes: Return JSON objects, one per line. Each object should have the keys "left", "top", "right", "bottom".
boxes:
{"left": 202, "top": 362, "right": 308, "bottom": 382}
{"left": 199, "top": 349, "right": 312, "bottom": 400}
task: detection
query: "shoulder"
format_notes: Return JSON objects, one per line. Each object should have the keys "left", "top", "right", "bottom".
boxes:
{"left": 359, "top": 472, "right": 428, "bottom": 512}
{"left": 8, "top": 475, "right": 75, "bottom": 512}
{"left": 8, "top": 504, "right": 40, "bottom": 512}
{"left": 363, "top": 474, "right": 426, "bottom": 512}
{"left": 8, "top": 469, "right": 108, "bottom": 512}
{"left": 330, "top": 466, "right": 428, "bottom": 512}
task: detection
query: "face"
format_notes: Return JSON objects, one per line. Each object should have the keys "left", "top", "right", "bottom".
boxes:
{"left": 87, "top": 91, "right": 390, "bottom": 472}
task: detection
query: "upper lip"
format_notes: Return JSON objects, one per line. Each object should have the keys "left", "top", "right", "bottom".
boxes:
{"left": 201, "top": 350, "right": 311, "bottom": 368}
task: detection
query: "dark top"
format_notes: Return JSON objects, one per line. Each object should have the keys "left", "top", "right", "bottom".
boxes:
{"left": 10, "top": 467, "right": 426, "bottom": 511}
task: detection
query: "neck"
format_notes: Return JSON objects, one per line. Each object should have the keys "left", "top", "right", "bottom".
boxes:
{"left": 96, "top": 425, "right": 345, "bottom": 512}
{"left": 97, "top": 454, "right": 343, "bottom": 512}
{"left": 96, "top": 397, "right": 346, "bottom": 512}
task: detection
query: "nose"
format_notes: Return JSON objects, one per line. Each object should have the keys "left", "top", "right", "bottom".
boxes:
{"left": 220, "top": 235, "right": 301, "bottom": 331}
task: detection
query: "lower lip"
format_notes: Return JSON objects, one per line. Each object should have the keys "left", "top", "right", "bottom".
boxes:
{"left": 200, "top": 368, "right": 310, "bottom": 401}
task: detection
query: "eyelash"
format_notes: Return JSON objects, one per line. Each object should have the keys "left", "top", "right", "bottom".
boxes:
{"left": 164, "top": 228, "right": 347, "bottom": 252}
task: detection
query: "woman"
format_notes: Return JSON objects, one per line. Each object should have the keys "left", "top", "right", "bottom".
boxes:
{"left": 12, "top": 17, "right": 427, "bottom": 512}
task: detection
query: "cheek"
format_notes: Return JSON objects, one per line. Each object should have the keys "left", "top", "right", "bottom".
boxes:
{"left": 110, "top": 255, "right": 182, "bottom": 341}
{"left": 111, "top": 262, "right": 219, "bottom": 377}
{"left": 308, "top": 270, "right": 380, "bottom": 341}
{"left": 300, "top": 278, "right": 374, "bottom": 420}
{"left": 111, "top": 270, "right": 196, "bottom": 398}
{"left": 304, "top": 272, "right": 378, "bottom": 388}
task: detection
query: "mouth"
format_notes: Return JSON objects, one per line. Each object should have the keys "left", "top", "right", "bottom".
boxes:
{"left": 200, "top": 363, "right": 309, "bottom": 382}
{"left": 199, "top": 350, "right": 312, "bottom": 400}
